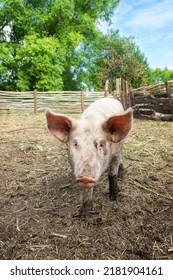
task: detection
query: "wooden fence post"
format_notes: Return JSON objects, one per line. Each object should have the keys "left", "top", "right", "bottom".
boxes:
{"left": 34, "top": 89, "right": 38, "bottom": 114}
{"left": 165, "top": 81, "right": 173, "bottom": 113}
{"left": 129, "top": 85, "right": 134, "bottom": 107}
{"left": 123, "top": 80, "right": 128, "bottom": 109}
{"left": 116, "top": 78, "right": 121, "bottom": 99}
{"left": 126, "top": 81, "right": 131, "bottom": 108}
{"left": 81, "top": 91, "right": 85, "bottom": 112}
{"left": 105, "top": 80, "right": 109, "bottom": 97}
{"left": 120, "top": 78, "right": 124, "bottom": 107}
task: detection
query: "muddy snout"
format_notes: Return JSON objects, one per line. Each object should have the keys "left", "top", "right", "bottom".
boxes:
{"left": 76, "top": 176, "right": 97, "bottom": 188}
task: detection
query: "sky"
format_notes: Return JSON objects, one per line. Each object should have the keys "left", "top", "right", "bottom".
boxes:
{"left": 99, "top": 0, "right": 173, "bottom": 70}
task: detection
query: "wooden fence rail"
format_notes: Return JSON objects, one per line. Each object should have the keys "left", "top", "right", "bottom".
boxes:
{"left": 115, "top": 79, "right": 173, "bottom": 120}
{"left": 1, "top": 79, "right": 173, "bottom": 120}
{"left": 0, "top": 90, "right": 107, "bottom": 115}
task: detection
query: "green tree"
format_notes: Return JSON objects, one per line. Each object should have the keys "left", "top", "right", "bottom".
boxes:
{"left": 148, "top": 67, "right": 173, "bottom": 85}
{"left": 0, "top": 42, "right": 15, "bottom": 90}
{"left": 99, "top": 30, "right": 149, "bottom": 89}
{"left": 15, "top": 35, "right": 66, "bottom": 91}
{"left": 71, "top": 30, "right": 149, "bottom": 91}
{"left": 0, "top": 0, "right": 120, "bottom": 91}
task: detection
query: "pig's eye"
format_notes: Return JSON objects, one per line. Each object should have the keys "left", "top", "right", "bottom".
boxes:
{"left": 100, "top": 140, "right": 106, "bottom": 148}
{"left": 73, "top": 139, "right": 78, "bottom": 149}
{"left": 100, "top": 142, "right": 103, "bottom": 148}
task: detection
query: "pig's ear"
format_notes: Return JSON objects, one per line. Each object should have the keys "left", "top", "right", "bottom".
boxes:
{"left": 103, "top": 108, "right": 133, "bottom": 143}
{"left": 46, "top": 109, "right": 77, "bottom": 143}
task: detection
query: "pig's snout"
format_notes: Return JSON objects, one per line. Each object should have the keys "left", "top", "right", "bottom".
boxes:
{"left": 76, "top": 176, "right": 96, "bottom": 188}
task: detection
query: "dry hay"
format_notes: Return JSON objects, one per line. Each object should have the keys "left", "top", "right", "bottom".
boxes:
{"left": 0, "top": 112, "right": 173, "bottom": 260}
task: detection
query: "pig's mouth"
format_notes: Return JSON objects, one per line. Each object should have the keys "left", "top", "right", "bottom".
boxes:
{"left": 76, "top": 176, "right": 97, "bottom": 188}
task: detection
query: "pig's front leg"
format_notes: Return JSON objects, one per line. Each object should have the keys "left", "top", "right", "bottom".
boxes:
{"left": 108, "top": 156, "right": 124, "bottom": 201}
{"left": 79, "top": 188, "right": 93, "bottom": 219}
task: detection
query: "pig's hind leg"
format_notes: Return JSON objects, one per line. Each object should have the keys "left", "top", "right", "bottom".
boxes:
{"left": 118, "top": 163, "right": 124, "bottom": 179}
{"left": 108, "top": 174, "right": 119, "bottom": 201}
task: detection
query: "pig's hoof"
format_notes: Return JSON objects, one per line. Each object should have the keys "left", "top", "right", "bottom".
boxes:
{"left": 79, "top": 209, "right": 90, "bottom": 219}
{"left": 109, "top": 192, "right": 120, "bottom": 202}
{"left": 79, "top": 201, "right": 92, "bottom": 219}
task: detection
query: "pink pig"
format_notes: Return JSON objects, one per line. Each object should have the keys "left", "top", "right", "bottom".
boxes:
{"left": 46, "top": 97, "right": 132, "bottom": 218}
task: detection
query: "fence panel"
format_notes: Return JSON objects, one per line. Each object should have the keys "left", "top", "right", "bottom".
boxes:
{"left": 130, "top": 81, "right": 173, "bottom": 119}
{"left": 0, "top": 90, "right": 106, "bottom": 115}
{"left": 115, "top": 79, "right": 173, "bottom": 120}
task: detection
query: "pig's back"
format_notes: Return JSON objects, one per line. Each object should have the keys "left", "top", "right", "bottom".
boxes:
{"left": 81, "top": 97, "right": 124, "bottom": 121}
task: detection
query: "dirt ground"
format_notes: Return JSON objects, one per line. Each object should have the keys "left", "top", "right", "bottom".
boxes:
{"left": 0, "top": 112, "right": 173, "bottom": 260}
